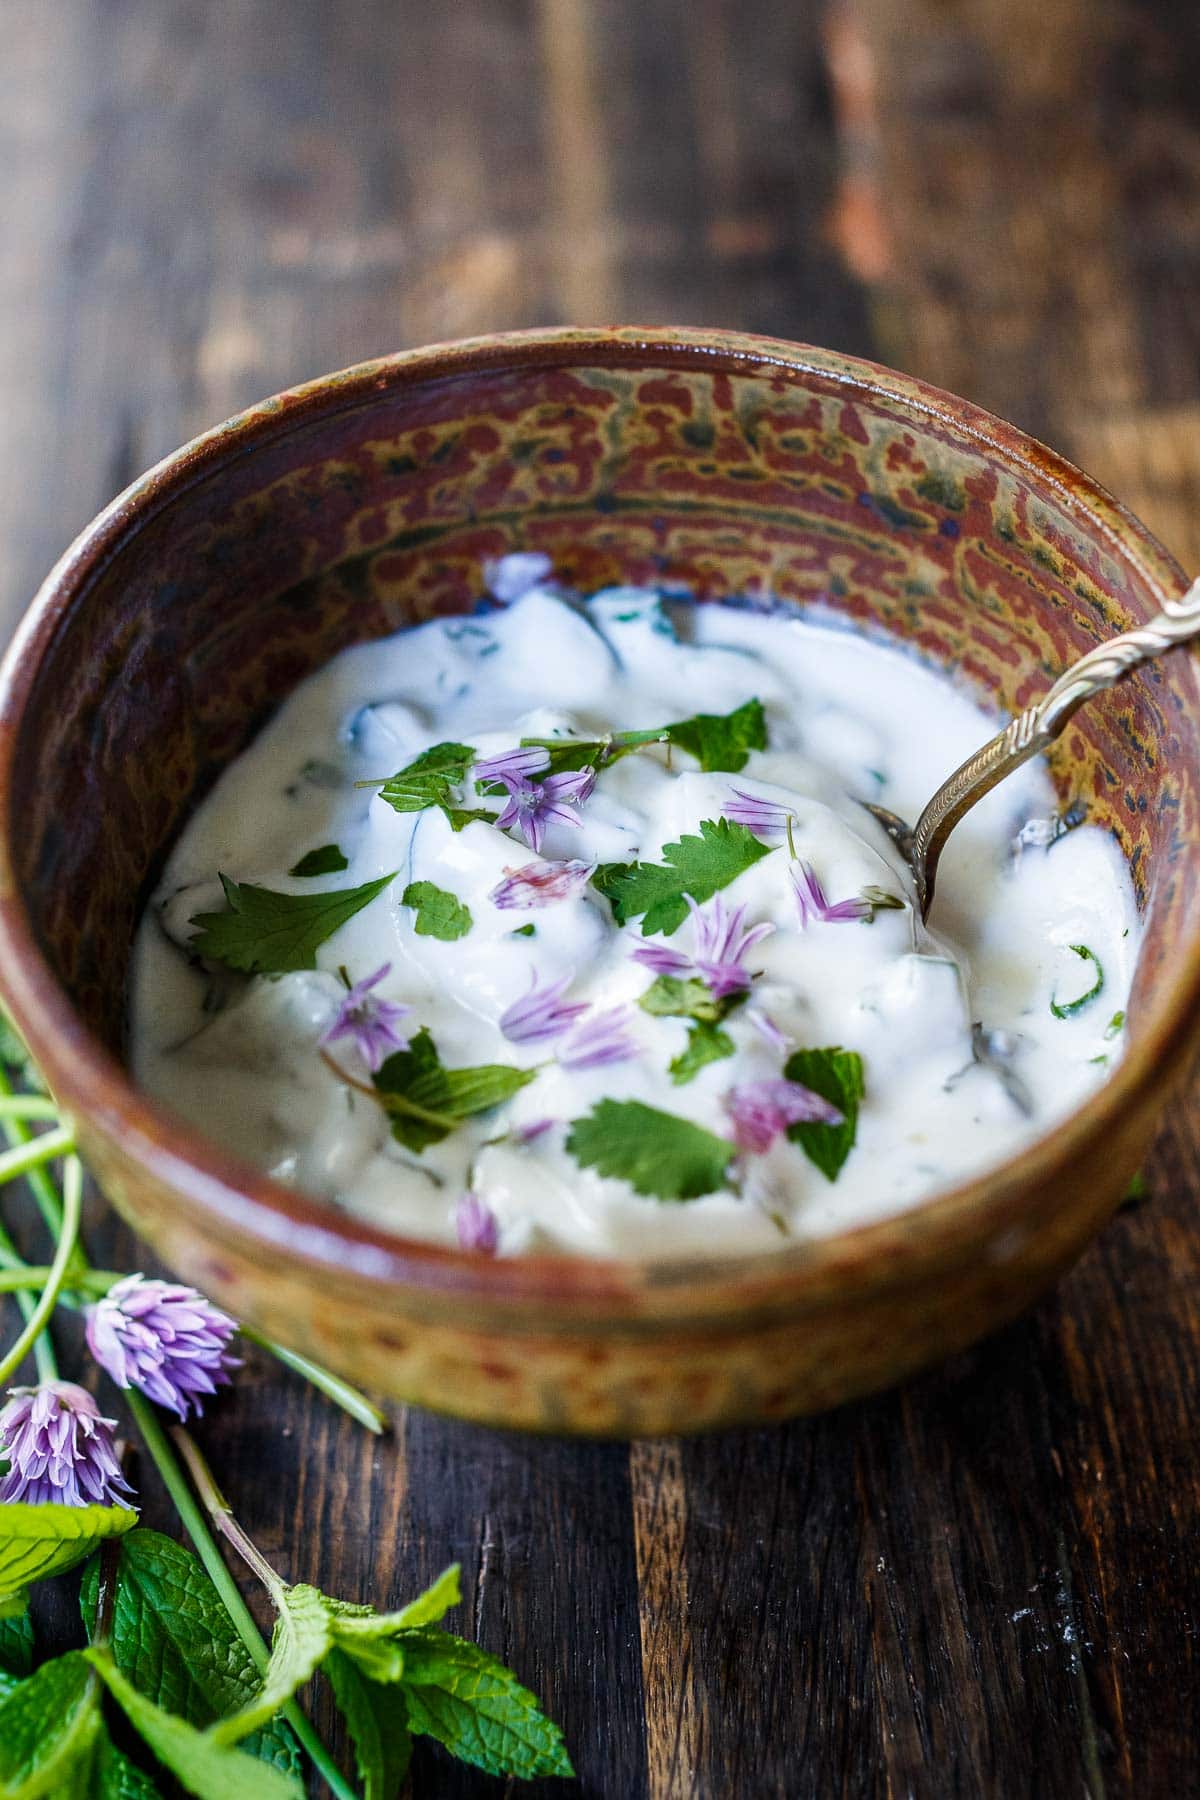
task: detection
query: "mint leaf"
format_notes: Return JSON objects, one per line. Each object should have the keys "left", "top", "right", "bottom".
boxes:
{"left": 374, "top": 1029, "right": 536, "bottom": 1153}
{"left": 80, "top": 1531, "right": 299, "bottom": 1777}
{"left": 398, "top": 1629, "right": 573, "bottom": 1780}
{"left": 401, "top": 881, "right": 473, "bottom": 941}
{"left": 0, "top": 1610, "right": 33, "bottom": 1680}
{"left": 325, "top": 1648, "right": 413, "bottom": 1800}
{"left": 0, "top": 1501, "right": 135, "bottom": 1618}
{"left": 593, "top": 819, "right": 772, "bottom": 936}
{"left": 209, "top": 1586, "right": 332, "bottom": 1748}
{"left": 94, "top": 1732, "right": 167, "bottom": 1799}
{"left": 391, "top": 1564, "right": 462, "bottom": 1630}
{"left": 379, "top": 743, "right": 475, "bottom": 814}
{"left": 86, "top": 1650, "right": 303, "bottom": 1800}
{"left": 288, "top": 844, "right": 348, "bottom": 878}
{"left": 670, "top": 1022, "right": 735, "bottom": 1085}
{"left": 567, "top": 1099, "right": 734, "bottom": 1199}
{"left": 638, "top": 974, "right": 727, "bottom": 1024}
{"left": 664, "top": 697, "right": 766, "bottom": 772}
{"left": 0, "top": 1649, "right": 101, "bottom": 1795}
{"left": 783, "top": 1047, "right": 864, "bottom": 1181}
{"left": 190, "top": 872, "right": 394, "bottom": 974}
{"left": 512, "top": 923, "right": 536, "bottom": 938}
{"left": 1050, "top": 943, "right": 1104, "bottom": 1019}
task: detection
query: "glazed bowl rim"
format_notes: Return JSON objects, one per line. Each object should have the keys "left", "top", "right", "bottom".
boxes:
{"left": 0, "top": 324, "right": 1191, "bottom": 1312}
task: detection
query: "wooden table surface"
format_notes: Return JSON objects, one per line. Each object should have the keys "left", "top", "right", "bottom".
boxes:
{"left": 4, "top": 3, "right": 1200, "bottom": 1794}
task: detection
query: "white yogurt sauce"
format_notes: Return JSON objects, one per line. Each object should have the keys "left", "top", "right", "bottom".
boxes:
{"left": 129, "top": 569, "right": 1139, "bottom": 1258}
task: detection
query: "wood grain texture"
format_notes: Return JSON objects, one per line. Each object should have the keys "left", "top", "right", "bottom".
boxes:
{"left": 1, "top": 1, "right": 1198, "bottom": 1794}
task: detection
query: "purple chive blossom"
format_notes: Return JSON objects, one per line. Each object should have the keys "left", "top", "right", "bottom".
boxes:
{"left": 513, "top": 1116, "right": 555, "bottom": 1144}
{"left": 455, "top": 1192, "right": 500, "bottom": 1254}
{"left": 493, "top": 767, "right": 596, "bottom": 855}
{"left": 320, "top": 964, "right": 412, "bottom": 1072}
{"left": 724, "top": 787, "right": 796, "bottom": 837}
{"left": 725, "top": 1078, "right": 844, "bottom": 1155}
{"left": 85, "top": 1275, "right": 240, "bottom": 1421}
{"left": 632, "top": 894, "right": 774, "bottom": 1000}
{"left": 748, "top": 1008, "right": 792, "bottom": 1054}
{"left": 558, "top": 1006, "right": 639, "bottom": 1071}
{"left": 500, "top": 971, "right": 589, "bottom": 1045}
{"left": 791, "top": 862, "right": 872, "bottom": 928}
{"left": 689, "top": 895, "right": 775, "bottom": 1000}
{"left": 485, "top": 550, "right": 553, "bottom": 603}
{"left": 630, "top": 940, "right": 692, "bottom": 979}
{"left": 489, "top": 857, "right": 595, "bottom": 910}
{"left": 473, "top": 745, "right": 551, "bottom": 787}
{"left": 0, "top": 1381, "right": 135, "bottom": 1508}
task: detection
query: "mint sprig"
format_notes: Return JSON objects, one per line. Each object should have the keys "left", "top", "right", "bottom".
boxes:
{"left": 401, "top": 880, "right": 473, "bottom": 941}
{"left": 567, "top": 1098, "right": 735, "bottom": 1199}
{"left": 189, "top": 872, "right": 395, "bottom": 975}
{"left": 79, "top": 1529, "right": 300, "bottom": 1773}
{"left": 373, "top": 1028, "right": 536, "bottom": 1152}
{"left": 593, "top": 819, "right": 773, "bottom": 936}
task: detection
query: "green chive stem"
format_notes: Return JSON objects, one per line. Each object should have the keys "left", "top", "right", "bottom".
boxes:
{"left": 239, "top": 1325, "right": 387, "bottom": 1435}
{"left": 0, "top": 1153, "right": 82, "bottom": 1387}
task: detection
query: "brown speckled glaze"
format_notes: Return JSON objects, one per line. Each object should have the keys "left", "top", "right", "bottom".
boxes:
{"left": 0, "top": 328, "right": 1197, "bottom": 1436}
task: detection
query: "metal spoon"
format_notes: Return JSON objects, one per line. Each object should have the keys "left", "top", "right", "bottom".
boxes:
{"left": 866, "top": 577, "right": 1200, "bottom": 918}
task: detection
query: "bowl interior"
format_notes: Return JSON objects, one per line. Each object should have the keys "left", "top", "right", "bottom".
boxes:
{"left": 6, "top": 333, "right": 1199, "bottom": 1172}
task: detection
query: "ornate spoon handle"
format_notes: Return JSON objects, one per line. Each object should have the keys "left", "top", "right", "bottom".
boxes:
{"left": 912, "top": 578, "right": 1200, "bottom": 915}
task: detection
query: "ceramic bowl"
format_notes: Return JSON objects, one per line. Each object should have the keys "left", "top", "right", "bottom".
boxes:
{"left": 0, "top": 328, "right": 1197, "bottom": 1436}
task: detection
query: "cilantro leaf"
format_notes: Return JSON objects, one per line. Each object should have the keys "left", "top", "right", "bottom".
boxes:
{"left": 374, "top": 1028, "right": 537, "bottom": 1152}
{"left": 1050, "top": 944, "right": 1104, "bottom": 1019}
{"left": 86, "top": 1649, "right": 304, "bottom": 1800}
{"left": 80, "top": 1531, "right": 299, "bottom": 1776}
{"left": 209, "top": 1585, "right": 332, "bottom": 1748}
{"left": 325, "top": 1648, "right": 413, "bottom": 1799}
{"left": 783, "top": 1047, "right": 864, "bottom": 1181}
{"left": 288, "top": 844, "right": 348, "bottom": 878}
{"left": 190, "top": 872, "right": 394, "bottom": 974}
{"left": 0, "top": 1649, "right": 101, "bottom": 1795}
{"left": 566, "top": 1099, "right": 734, "bottom": 1199}
{"left": 669, "top": 1021, "right": 736, "bottom": 1085}
{"left": 401, "top": 881, "right": 473, "bottom": 941}
{"left": 664, "top": 697, "right": 767, "bottom": 772}
{"left": 379, "top": 743, "right": 476, "bottom": 814}
{"left": 398, "top": 1628, "right": 574, "bottom": 1780}
{"left": 593, "top": 819, "right": 772, "bottom": 936}
{"left": 0, "top": 1500, "right": 135, "bottom": 1619}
